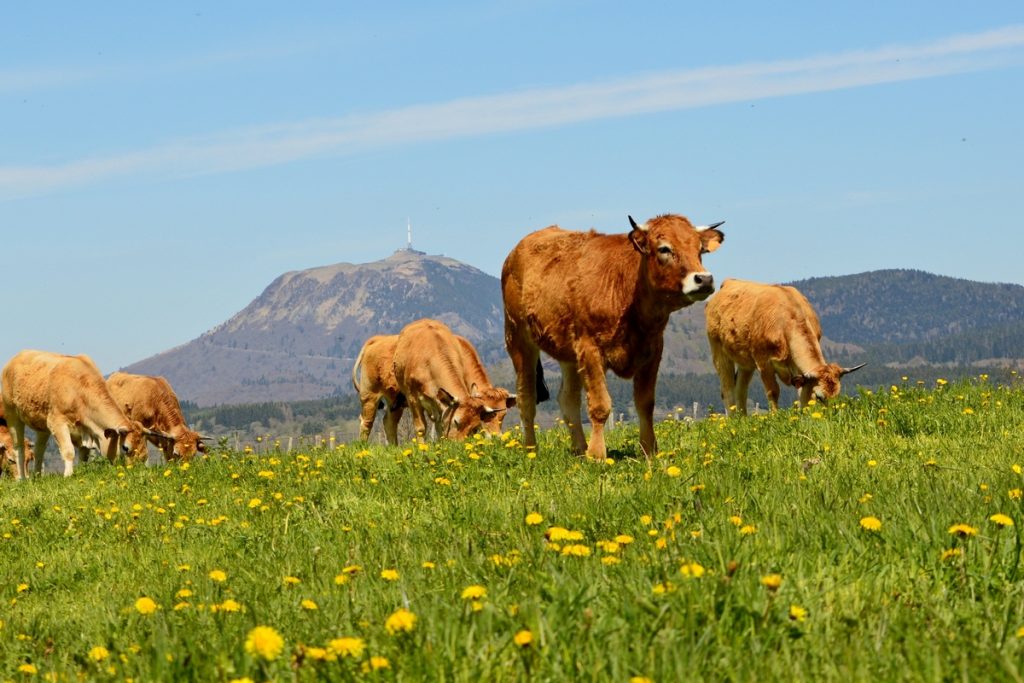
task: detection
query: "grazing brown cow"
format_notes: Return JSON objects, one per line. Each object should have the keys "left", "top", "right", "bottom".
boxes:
{"left": 502, "top": 213, "right": 725, "bottom": 460}
{"left": 106, "top": 372, "right": 209, "bottom": 461}
{"left": 352, "top": 334, "right": 407, "bottom": 444}
{"left": 393, "top": 319, "right": 512, "bottom": 441}
{"left": 705, "top": 279, "right": 865, "bottom": 415}
{"left": 0, "top": 405, "right": 34, "bottom": 477}
{"left": 1, "top": 350, "right": 151, "bottom": 478}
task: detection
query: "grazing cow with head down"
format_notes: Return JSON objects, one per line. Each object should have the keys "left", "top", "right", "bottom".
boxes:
{"left": 502, "top": 213, "right": 725, "bottom": 460}
{"left": 705, "top": 279, "right": 865, "bottom": 415}
{"left": 1, "top": 350, "right": 151, "bottom": 478}
{"left": 392, "top": 319, "right": 513, "bottom": 441}
{"left": 106, "top": 372, "right": 210, "bottom": 461}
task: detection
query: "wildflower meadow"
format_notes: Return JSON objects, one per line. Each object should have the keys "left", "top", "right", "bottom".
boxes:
{"left": 2, "top": 376, "right": 1024, "bottom": 681}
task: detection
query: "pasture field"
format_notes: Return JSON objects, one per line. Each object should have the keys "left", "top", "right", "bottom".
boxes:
{"left": 2, "top": 377, "right": 1024, "bottom": 681}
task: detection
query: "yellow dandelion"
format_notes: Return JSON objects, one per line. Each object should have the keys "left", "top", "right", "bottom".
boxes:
{"left": 1017, "top": 626, "right": 1024, "bottom": 639}
{"left": 560, "top": 544, "right": 592, "bottom": 557}
{"left": 380, "top": 569, "right": 399, "bottom": 581}
{"left": 134, "top": 597, "right": 159, "bottom": 615}
{"left": 789, "top": 604, "right": 808, "bottom": 622}
{"left": 208, "top": 569, "right": 227, "bottom": 582}
{"left": 739, "top": 524, "right": 757, "bottom": 535}
{"left": 1010, "top": 489, "right": 1023, "bottom": 501}
{"left": 248, "top": 498, "right": 262, "bottom": 509}
{"left": 334, "top": 574, "right": 350, "bottom": 585}
{"left": 219, "top": 599, "right": 243, "bottom": 612}
{"left": 245, "top": 625, "right": 284, "bottom": 661}
{"left": 305, "top": 647, "right": 328, "bottom": 661}
{"left": 990, "top": 513, "right": 1014, "bottom": 528}
{"left": 760, "top": 574, "right": 783, "bottom": 590}
{"left": 461, "top": 585, "right": 487, "bottom": 600}
{"left": 524, "top": 512, "right": 544, "bottom": 526}
{"left": 680, "top": 561, "right": 705, "bottom": 578}
{"left": 602, "top": 556, "right": 621, "bottom": 565}
{"left": 385, "top": 608, "right": 417, "bottom": 635}
{"left": 421, "top": 561, "right": 436, "bottom": 569}
{"left": 665, "top": 465, "right": 682, "bottom": 477}
{"left": 283, "top": 576, "right": 301, "bottom": 586}
{"left": 860, "top": 516, "right": 882, "bottom": 532}
{"left": 328, "top": 636, "right": 365, "bottom": 658}
{"left": 301, "top": 599, "right": 319, "bottom": 610}
{"left": 948, "top": 523, "right": 978, "bottom": 538}
{"left": 940, "top": 548, "right": 962, "bottom": 561}
{"left": 88, "top": 646, "right": 110, "bottom": 662}
{"left": 728, "top": 515, "right": 743, "bottom": 526}
{"left": 363, "top": 656, "right": 391, "bottom": 672}
{"left": 16, "top": 583, "right": 29, "bottom": 593}
{"left": 17, "top": 663, "right": 38, "bottom": 675}
{"left": 630, "top": 677, "right": 654, "bottom": 683}
{"left": 614, "top": 534, "right": 635, "bottom": 545}
{"left": 342, "top": 564, "right": 362, "bottom": 575}
{"left": 513, "top": 629, "right": 533, "bottom": 647}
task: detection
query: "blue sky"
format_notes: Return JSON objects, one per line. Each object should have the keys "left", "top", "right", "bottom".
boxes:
{"left": 3, "top": 2, "right": 1023, "bottom": 372}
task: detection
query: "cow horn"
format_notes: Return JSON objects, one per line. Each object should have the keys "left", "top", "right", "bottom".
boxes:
{"left": 197, "top": 433, "right": 216, "bottom": 441}
{"left": 802, "top": 371, "right": 818, "bottom": 382}
{"left": 628, "top": 215, "right": 648, "bottom": 232}
{"left": 695, "top": 220, "right": 725, "bottom": 232}
{"left": 840, "top": 363, "right": 867, "bottom": 376}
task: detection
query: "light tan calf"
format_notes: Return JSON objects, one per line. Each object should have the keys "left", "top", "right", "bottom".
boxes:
{"left": 1, "top": 350, "right": 150, "bottom": 478}
{"left": 107, "top": 372, "right": 209, "bottom": 461}
{"left": 705, "top": 279, "right": 864, "bottom": 415}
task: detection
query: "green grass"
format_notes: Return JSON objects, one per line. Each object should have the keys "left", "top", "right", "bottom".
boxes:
{"left": 2, "top": 376, "right": 1024, "bottom": 681}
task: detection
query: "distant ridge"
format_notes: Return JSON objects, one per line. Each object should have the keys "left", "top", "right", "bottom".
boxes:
{"left": 126, "top": 254, "right": 1024, "bottom": 407}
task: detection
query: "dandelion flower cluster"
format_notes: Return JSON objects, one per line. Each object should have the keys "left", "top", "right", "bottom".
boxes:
{"left": 245, "top": 625, "right": 285, "bottom": 661}
{"left": 385, "top": 608, "right": 417, "bottom": 635}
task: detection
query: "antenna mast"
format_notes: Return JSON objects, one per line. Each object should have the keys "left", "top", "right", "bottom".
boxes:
{"left": 407, "top": 218, "right": 412, "bottom": 250}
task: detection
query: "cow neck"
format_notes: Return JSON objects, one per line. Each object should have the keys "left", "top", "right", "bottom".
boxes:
{"left": 431, "top": 352, "right": 471, "bottom": 401}
{"left": 630, "top": 258, "right": 673, "bottom": 333}
{"left": 785, "top": 321, "right": 828, "bottom": 374}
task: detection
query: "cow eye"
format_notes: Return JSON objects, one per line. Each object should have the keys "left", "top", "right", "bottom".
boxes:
{"left": 657, "top": 245, "right": 673, "bottom": 255}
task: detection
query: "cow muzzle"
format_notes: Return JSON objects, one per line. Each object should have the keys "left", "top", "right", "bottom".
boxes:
{"left": 682, "top": 272, "right": 715, "bottom": 300}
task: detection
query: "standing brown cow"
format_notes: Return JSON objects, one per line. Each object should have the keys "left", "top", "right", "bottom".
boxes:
{"left": 502, "top": 213, "right": 725, "bottom": 460}
{"left": 705, "top": 279, "right": 864, "bottom": 415}
{"left": 392, "top": 319, "right": 513, "bottom": 441}
{"left": 1, "top": 350, "right": 151, "bottom": 478}
{"left": 106, "top": 372, "right": 209, "bottom": 461}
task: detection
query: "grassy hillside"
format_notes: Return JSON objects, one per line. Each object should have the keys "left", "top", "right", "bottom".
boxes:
{"left": 4, "top": 377, "right": 1024, "bottom": 680}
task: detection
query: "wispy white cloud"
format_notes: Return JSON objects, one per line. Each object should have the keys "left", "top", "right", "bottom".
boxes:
{"left": 3, "top": 25, "right": 1023, "bottom": 200}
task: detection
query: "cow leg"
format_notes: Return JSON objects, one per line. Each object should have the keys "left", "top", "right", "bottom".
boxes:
{"left": 734, "top": 368, "right": 754, "bottom": 416}
{"left": 30, "top": 430, "right": 49, "bottom": 477}
{"left": 384, "top": 406, "right": 403, "bottom": 446}
{"left": 710, "top": 343, "right": 738, "bottom": 415}
{"left": 358, "top": 395, "right": 380, "bottom": 441}
{"left": 633, "top": 355, "right": 661, "bottom": 459}
{"left": 577, "top": 344, "right": 611, "bottom": 461}
{"left": 558, "top": 362, "right": 588, "bottom": 455}
{"left": 758, "top": 366, "right": 781, "bottom": 411}
{"left": 50, "top": 423, "right": 77, "bottom": 477}
{"left": 407, "top": 399, "right": 429, "bottom": 441}
{"left": 8, "top": 418, "right": 29, "bottom": 480}
{"left": 506, "top": 331, "right": 541, "bottom": 451}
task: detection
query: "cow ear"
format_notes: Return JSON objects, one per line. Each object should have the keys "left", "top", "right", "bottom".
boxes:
{"left": 628, "top": 215, "right": 650, "bottom": 255}
{"left": 469, "top": 383, "right": 481, "bottom": 398}
{"left": 699, "top": 227, "right": 724, "bottom": 254}
{"left": 437, "top": 388, "right": 457, "bottom": 406}
{"left": 123, "top": 403, "right": 133, "bottom": 418}
{"left": 791, "top": 375, "right": 805, "bottom": 389}
{"left": 505, "top": 393, "right": 517, "bottom": 409}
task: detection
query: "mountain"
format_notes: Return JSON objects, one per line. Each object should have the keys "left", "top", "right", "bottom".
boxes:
{"left": 124, "top": 249, "right": 505, "bottom": 406}
{"left": 126, "top": 252, "right": 1024, "bottom": 407}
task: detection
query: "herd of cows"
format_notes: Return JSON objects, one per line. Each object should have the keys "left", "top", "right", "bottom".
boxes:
{"left": 0, "top": 213, "right": 861, "bottom": 479}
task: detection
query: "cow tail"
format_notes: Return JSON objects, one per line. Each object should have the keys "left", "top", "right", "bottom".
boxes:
{"left": 351, "top": 346, "right": 366, "bottom": 393}
{"left": 535, "top": 359, "right": 550, "bottom": 403}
